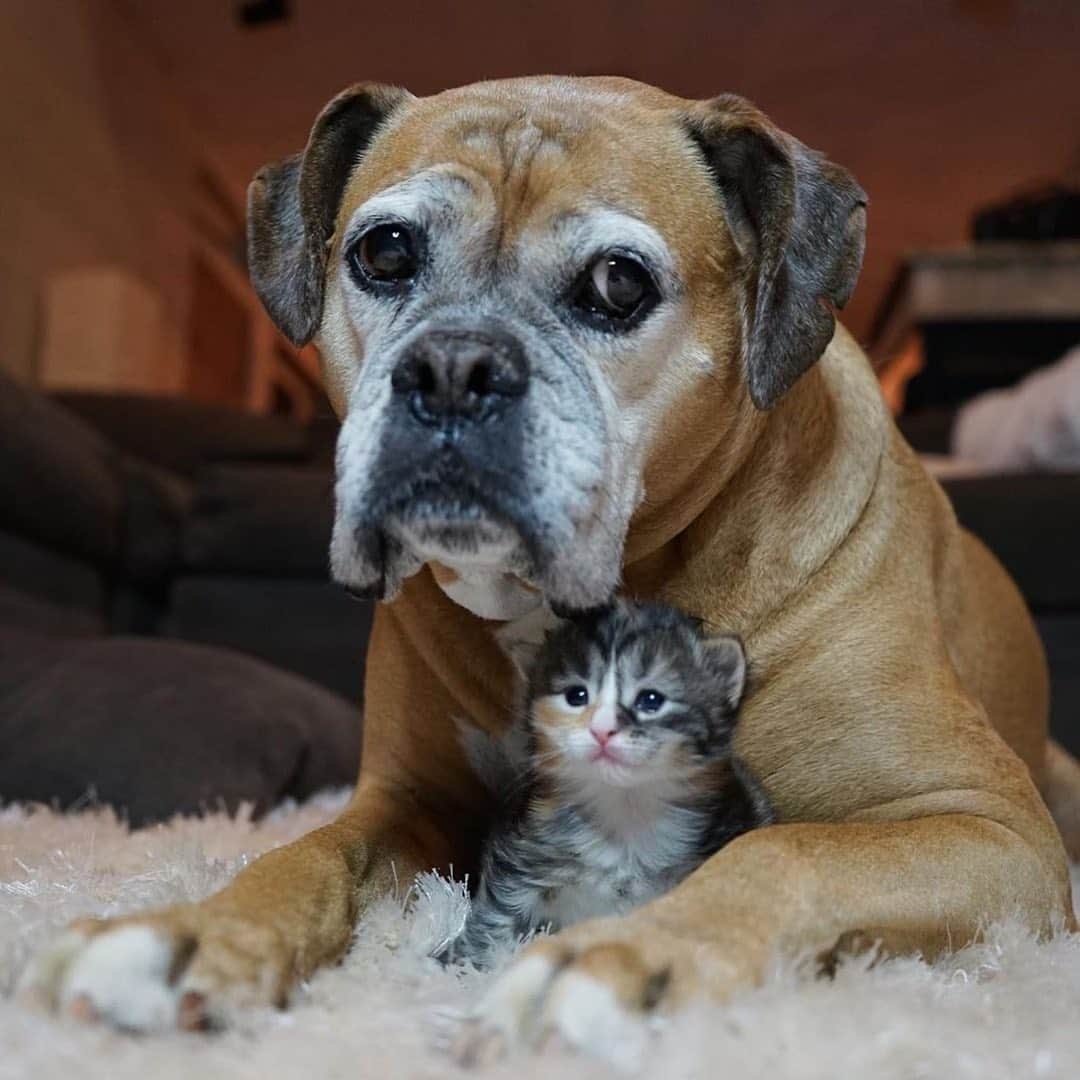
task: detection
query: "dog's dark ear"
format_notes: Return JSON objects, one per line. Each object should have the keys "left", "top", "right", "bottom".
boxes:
{"left": 687, "top": 95, "right": 867, "bottom": 409}
{"left": 247, "top": 83, "right": 412, "bottom": 346}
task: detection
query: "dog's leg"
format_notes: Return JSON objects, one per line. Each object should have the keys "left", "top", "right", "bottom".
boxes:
{"left": 457, "top": 792, "right": 1074, "bottom": 1063}
{"left": 17, "top": 780, "right": 441, "bottom": 1031}
{"left": 19, "top": 601, "right": 495, "bottom": 1032}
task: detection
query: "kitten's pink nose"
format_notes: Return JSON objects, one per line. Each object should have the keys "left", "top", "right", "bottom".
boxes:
{"left": 590, "top": 720, "right": 617, "bottom": 746}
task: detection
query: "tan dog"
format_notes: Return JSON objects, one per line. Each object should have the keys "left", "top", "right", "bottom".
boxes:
{"left": 21, "top": 77, "right": 1080, "bottom": 1054}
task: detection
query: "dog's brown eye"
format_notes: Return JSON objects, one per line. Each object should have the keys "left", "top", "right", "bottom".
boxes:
{"left": 573, "top": 253, "right": 658, "bottom": 327}
{"left": 350, "top": 224, "right": 418, "bottom": 283}
{"left": 592, "top": 257, "right": 647, "bottom": 311}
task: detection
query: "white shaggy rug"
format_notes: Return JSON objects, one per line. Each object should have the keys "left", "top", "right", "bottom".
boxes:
{"left": 4, "top": 793, "right": 1080, "bottom": 1080}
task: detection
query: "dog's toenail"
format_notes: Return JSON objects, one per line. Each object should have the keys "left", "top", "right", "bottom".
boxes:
{"left": 178, "top": 990, "right": 210, "bottom": 1031}
{"left": 68, "top": 994, "right": 99, "bottom": 1023}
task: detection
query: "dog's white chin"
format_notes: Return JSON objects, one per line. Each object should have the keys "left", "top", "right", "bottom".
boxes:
{"left": 436, "top": 569, "right": 542, "bottom": 621}
{"left": 393, "top": 516, "right": 546, "bottom": 619}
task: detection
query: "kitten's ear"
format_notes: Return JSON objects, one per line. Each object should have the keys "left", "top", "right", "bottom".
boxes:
{"left": 701, "top": 635, "right": 747, "bottom": 708}
{"left": 494, "top": 606, "right": 563, "bottom": 678}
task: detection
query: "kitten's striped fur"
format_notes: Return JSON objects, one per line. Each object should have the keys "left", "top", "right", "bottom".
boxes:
{"left": 440, "top": 600, "right": 772, "bottom": 969}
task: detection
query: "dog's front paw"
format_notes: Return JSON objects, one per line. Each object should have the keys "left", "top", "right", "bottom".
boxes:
{"left": 453, "top": 927, "right": 686, "bottom": 1070}
{"left": 18, "top": 907, "right": 295, "bottom": 1033}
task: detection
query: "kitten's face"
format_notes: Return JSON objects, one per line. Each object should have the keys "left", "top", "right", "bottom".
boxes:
{"left": 526, "top": 602, "right": 746, "bottom": 790}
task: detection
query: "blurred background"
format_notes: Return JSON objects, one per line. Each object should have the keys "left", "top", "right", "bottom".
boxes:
{"left": 0, "top": 0, "right": 1078, "bottom": 822}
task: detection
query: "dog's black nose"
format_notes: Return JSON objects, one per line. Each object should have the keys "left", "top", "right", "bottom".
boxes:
{"left": 391, "top": 328, "right": 529, "bottom": 424}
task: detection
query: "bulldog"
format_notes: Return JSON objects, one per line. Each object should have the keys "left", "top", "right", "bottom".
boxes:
{"left": 20, "top": 77, "right": 1079, "bottom": 1056}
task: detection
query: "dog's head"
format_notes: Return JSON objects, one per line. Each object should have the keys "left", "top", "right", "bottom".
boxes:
{"left": 247, "top": 77, "right": 865, "bottom": 613}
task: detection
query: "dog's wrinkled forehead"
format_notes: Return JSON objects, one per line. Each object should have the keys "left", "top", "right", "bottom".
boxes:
{"left": 332, "top": 80, "right": 723, "bottom": 276}
{"left": 343, "top": 80, "right": 683, "bottom": 182}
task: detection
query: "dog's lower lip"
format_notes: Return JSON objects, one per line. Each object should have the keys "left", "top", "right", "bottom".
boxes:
{"left": 387, "top": 495, "right": 506, "bottom": 542}
{"left": 383, "top": 474, "right": 500, "bottom": 522}
{"left": 397, "top": 495, "right": 489, "bottom": 522}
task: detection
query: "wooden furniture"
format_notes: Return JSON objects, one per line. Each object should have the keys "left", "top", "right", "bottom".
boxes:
{"left": 38, "top": 256, "right": 321, "bottom": 421}
{"left": 871, "top": 243, "right": 1080, "bottom": 411}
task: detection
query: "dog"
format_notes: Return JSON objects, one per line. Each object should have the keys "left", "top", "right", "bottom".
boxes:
{"left": 21, "top": 76, "right": 1080, "bottom": 1054}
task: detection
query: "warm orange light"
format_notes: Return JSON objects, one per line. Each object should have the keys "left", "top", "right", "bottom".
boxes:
{"left": 878, "top": 333, "right": 925, "bottom": 416}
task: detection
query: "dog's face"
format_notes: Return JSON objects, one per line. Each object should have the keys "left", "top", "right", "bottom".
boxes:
{"left": 248, "top": 77, "right": 865, "bottom": 612}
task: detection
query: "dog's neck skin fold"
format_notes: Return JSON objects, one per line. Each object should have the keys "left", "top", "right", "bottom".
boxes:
{"left": 419, "top": 322, "right": 886, "bottom": 633}
{"left": 623, "top": 326, "right": 887, "bottom": 632}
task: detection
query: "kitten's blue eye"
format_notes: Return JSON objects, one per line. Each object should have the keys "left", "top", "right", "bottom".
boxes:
{"left": 635, "top": 689, "right": 666, "bottom": 713}
{"left": 564, "top": 686, "right": 589, "bottom": 707}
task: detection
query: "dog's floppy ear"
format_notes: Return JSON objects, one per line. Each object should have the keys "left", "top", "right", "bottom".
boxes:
{"left": 246, "top": 82, "right": 412, "bottom": 346}
{"left": 687, "top": 95, "right": 867, "bottom": 409}
{"left": 494, "top": 605, "right": 564, "bottom": 679}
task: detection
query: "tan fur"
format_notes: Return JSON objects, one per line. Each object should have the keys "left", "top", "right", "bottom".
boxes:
{"left": 40, "top": 76, "right": 1077, "bottom": 1036}
{"left": 428, "top": 562, "right": 461, "bottom": 588}
{"left": 533, "top": 697, "right": 594, "bottom": 738}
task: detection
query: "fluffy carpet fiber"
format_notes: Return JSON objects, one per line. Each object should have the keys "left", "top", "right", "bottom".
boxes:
{"left": 4, "top": 792, "right": 1080, "bottom": 1079}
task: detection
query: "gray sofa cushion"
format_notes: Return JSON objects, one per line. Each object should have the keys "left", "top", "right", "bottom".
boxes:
{"left": 1038, "top": 615, "right": 1080, "bottom": 757}
{"left": 944, "top": 474, "right": 1080, "bottom": 612}
{"left": 119, "top": 459, "right": 192, "bottom": 588}
{"left": 54, "top": 393, "right": 311, "bottom": 478}
{"left": 164, "top": 576, "right": 372, "bottom": 703}
{"left": 0, "top": 580, "right": 105, "bottom": 640}
{"left": 0, "top": 629, "right": 361, "bottom": 825}
{"left": 0, "top": 373, "right": 123, "bottom": 565}
{"left": 0, "top": 532, "right": 107, "bottom": 623}
{"left": 182, "top": 465, "right": 334, "bottom": 576}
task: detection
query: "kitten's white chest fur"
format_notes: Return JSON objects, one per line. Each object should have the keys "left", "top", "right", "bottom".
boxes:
{"left": 533, "top": 784, "right": 709, "bottom": 928}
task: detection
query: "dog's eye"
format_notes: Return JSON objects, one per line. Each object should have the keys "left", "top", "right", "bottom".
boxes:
{"left": 573, "top": 254, "right": 658, "bottom": 327}
{"left": 634, "top": 689, "right": 666, "bottom": 713}
{"left": 564, "top": 686, "right": 589, "bottom": 708}
{"left": 348, "top": 224, "right": 418, "bottom": 284}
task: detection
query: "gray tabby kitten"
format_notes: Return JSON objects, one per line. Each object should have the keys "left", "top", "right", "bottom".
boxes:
{"left": 439, "top": 600, "right": 772, "bottom": 970}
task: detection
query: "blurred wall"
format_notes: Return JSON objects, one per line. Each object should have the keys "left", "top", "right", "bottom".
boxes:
{"left": 0, "top": 0, "right": 206, "bottom": 385}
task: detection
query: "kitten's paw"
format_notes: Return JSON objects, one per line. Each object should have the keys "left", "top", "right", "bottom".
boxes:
{"left": 18, "top": 908, "right": 295, "bottom": 1033}
{"left": 453, "top": 937, "right": 673, "bottom": 1070}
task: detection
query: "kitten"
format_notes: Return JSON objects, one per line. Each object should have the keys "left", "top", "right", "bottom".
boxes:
{"left": 439, "top": 599, "right": 772, "bottom": 970}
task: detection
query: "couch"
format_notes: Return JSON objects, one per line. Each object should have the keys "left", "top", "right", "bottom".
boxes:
{"left": 0, "top": 373, "right": 368, "bottom": 823}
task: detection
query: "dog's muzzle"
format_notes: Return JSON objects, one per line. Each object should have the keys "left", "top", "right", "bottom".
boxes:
{"left": 332, "top": 322, "right": 547, "bottom": 600}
